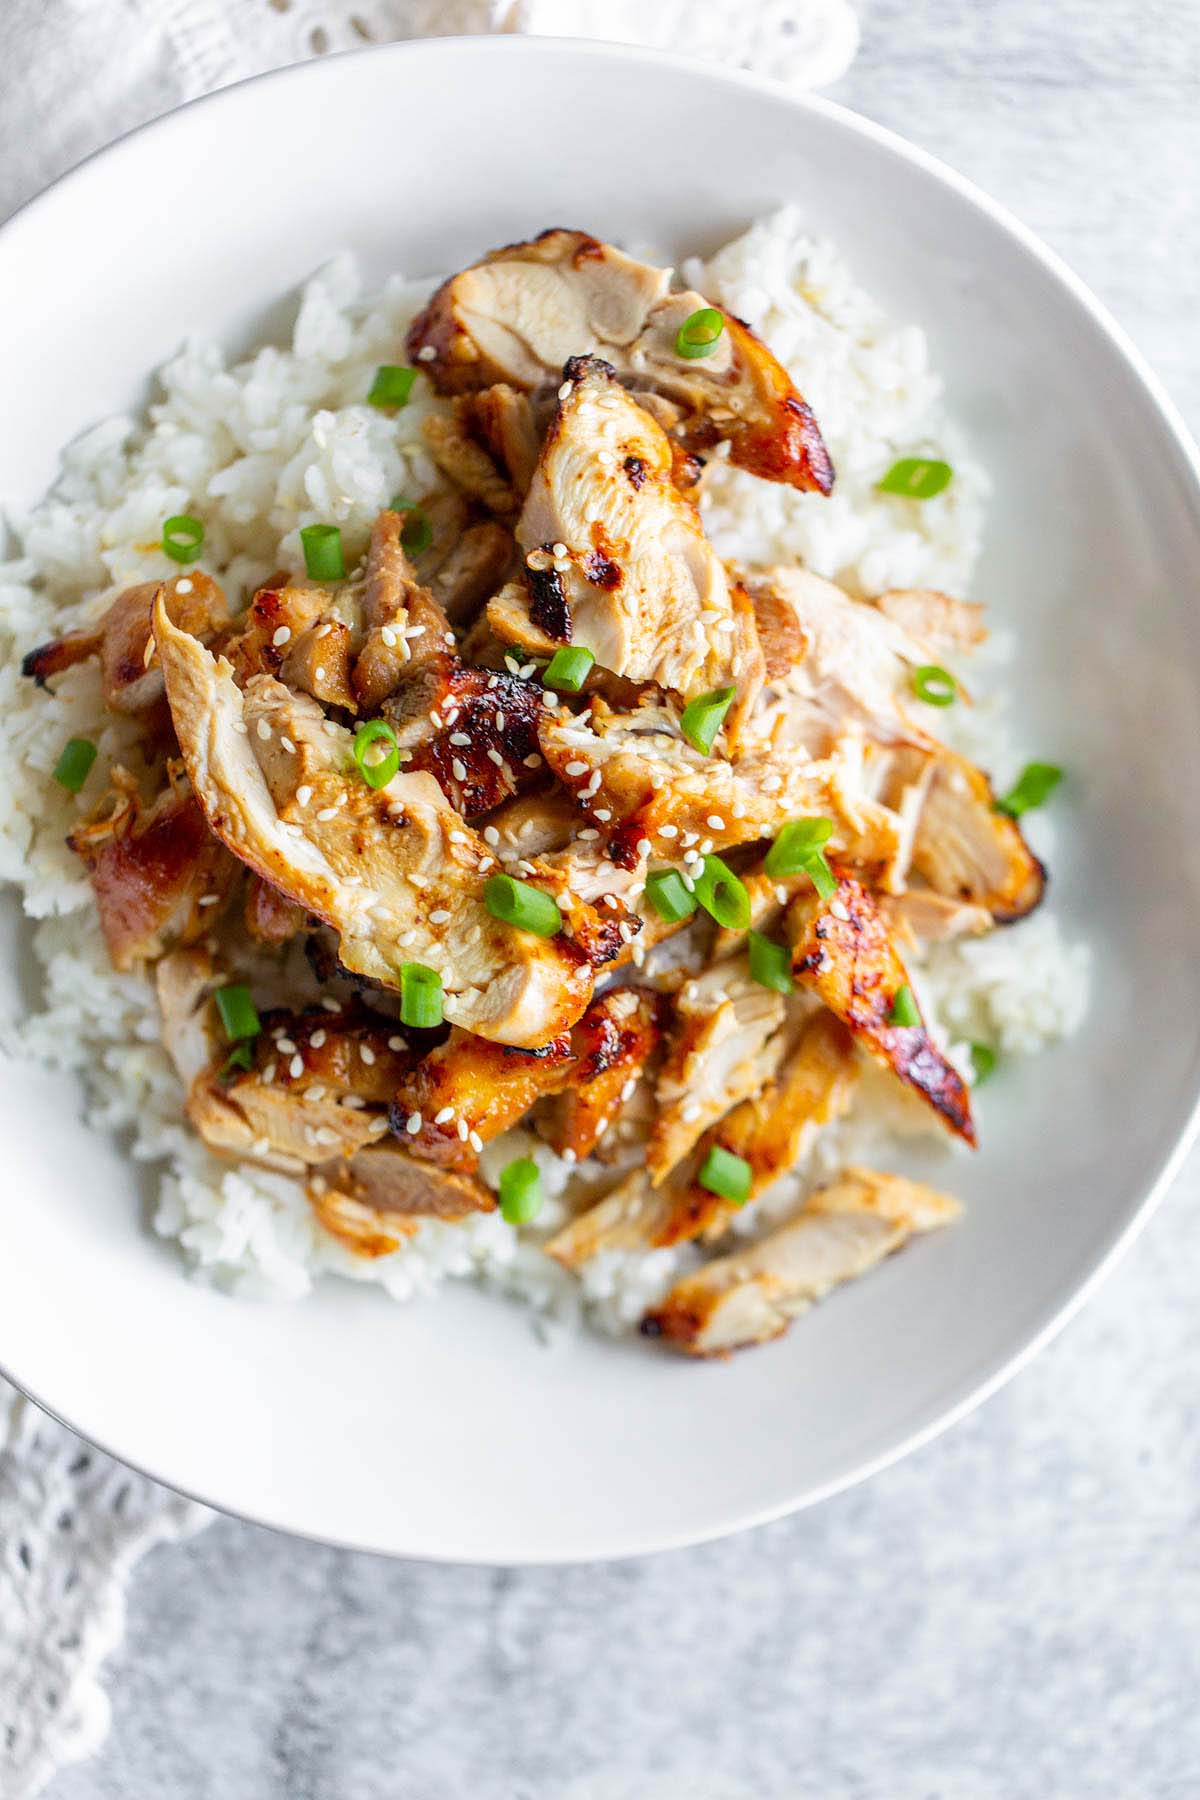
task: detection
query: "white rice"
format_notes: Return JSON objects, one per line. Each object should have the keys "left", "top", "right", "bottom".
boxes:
{"left": 0, "top": 208, "right": 1090, "bottom": 1328}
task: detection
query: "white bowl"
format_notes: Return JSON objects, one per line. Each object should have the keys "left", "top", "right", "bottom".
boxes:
{"left": 3, "top": 38, "right": 1199, "bottom": 1563}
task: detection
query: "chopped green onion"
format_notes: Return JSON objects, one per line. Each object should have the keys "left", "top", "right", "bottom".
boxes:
{"left": 367, "top": 364, "right": 417, "bottom": 408}
{"left": 887, "top": 984, "right": 921, "bottom": 1028}
{"left": 805, "top": 850, "right": 838, "bottom": 902}
{"left": 542, "top": 646, "right": 594, "bottom": 693}
{"left": 353, "top": 718, "right": 400, "bottom": 789}
{"left": 680, "top": 685, "right": 736, "bottom": 756}
{"left": 219, "top": 1042, "right": 255, "bottom": 1083}
{"left": 878, "top": 457, "right": 954, "bottom": 500}
{"left": 484, "top": 873, "right": 563, "bottom": 937}
{"left": 52, "top": 737, "right": 97, "bottom": 793}
{"left": 996, "top": 761, "right": 1063, "bottom": 818}
{"left": 499, "top": 1157, "right": 544, "bottom": 1226}
{"left": 300, "top": 523, "right": 345, "bottom": 582}
{"left": 399, "top": 963, "right": 443, "bottom": 1029}
{"left": 645, "top": 869, "right": 698, "bottom": 924}
{"left": 391, "top": 496, "right": 433, "bottom": 557}
{"left": 675, "top": 307, "right": 726, "bottom": 360}
{"left": 748, "top": 931, "right": 793, "bottom": 995}
{"left": 912, "top": 665, "right": 957, "bottom": 707}
{"left": 214, "top": 984, "right": 260, "bottom": 1043}
{"left": 970, "top": 1042, "right": 997, "bottom": 1085}
{"left": 162, "top": 514, "right": 204, "bottom": 564}
{"left": 697, "top": 1145, "right": 753, "bottom": 1205}
{"left": 764, "top": 817, "right": 834, "bottom": 878}
{"left": 693, "top": 855, "right": 751, "bottom": 932}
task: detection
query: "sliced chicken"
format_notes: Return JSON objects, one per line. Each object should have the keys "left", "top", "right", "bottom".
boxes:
{"left": 911, "top": 750, "right": 1045, "bottom": 922}
{"left": 648, "top": 959, "right": 787, "bottom": 1183}
{"left": 882, "top": 888, "right": 994, "bottom": 944}
{"left": 786, "top": 870, "right": 975, "bottom": 1143}
{"left": 541, "top": 986, "right": 660, "bottom": 1161}
{"left": 874, "top": 587, "right": 987, "bottom": 660}
{"left": 406, "top": 228, "right": 833, "bottom": 493}
{"left": 429, "top": 521, "right": 514, "bottom": 625}
{"left": 424, "top": 405, "right": 520, "bottom": 516}
{"left": 155, "top": 946, "right": 219, "bottom": 1087}
{"left": 501, "top": 357, "right": 764, "bottom": 730}
{"left": 154, "top": 597, "right": 596, "bottom": 1046}
{"left": 467, "top": 384, "right": 541, "bottom": 495}
{"left": 642, "top": 1166, "right": 961, "bottom": 1355}
{"left": 387, "top": 663, "right": 547, "bottom": 817}
{"left": 244, "top": 873, "right": 306, "bottom": 945}
{"left": 23, "top": 573, "right": 230, "bottom": 717}
{"left": 544, "top": 1162, "right": 706, "bottom": 1267}
{"left": 311, "top": 1146, "right": 491, "bottom": 1252}
{"left": 68, "top": 768, "right": 239, "bottom": 970}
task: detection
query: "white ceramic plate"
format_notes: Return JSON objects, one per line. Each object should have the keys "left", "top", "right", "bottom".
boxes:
{"left": 3, "top": 38, "right": 1200, "bottom": 1564}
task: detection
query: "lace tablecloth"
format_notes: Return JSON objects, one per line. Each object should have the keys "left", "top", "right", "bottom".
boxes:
{"left": 0, "top": 5, "right": 858, "bottom": 1795}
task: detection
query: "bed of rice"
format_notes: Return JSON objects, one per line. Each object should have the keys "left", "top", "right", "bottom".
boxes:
{"left": 0, "top": 209, "right": 1090, "bottom": 1333}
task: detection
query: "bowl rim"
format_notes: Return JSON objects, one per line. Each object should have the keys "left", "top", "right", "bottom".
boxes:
{"left": 3, "top": 32, "right": 1200, "bottom": 1564}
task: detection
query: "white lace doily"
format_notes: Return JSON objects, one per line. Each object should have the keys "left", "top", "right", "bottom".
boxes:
{"left": 0, "top": 4, "right": 858, "bottom": 1795}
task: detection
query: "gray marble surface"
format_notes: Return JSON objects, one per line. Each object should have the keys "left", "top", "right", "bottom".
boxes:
{"left": 14, "top": 2, "right": 1200, "bottom": 1795}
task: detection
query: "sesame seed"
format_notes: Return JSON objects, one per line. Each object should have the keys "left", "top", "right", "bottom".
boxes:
{"left": 253, "top": 1137, "right": 271, "bottom": 1157}
{"left": 272, "top": 625, "right": 291, "bottom": 647}
{"left": 555, "top": 893, "right": 572, "bottom": 912}
{"left": 317, "top": 806, "right": 338, "bottom": 822}
{"left": 316, "top": 621, "right": 333, "bottom": 639}
{"left": 417, "top": 344, "right": 437, "bottom": 362}
{"left": 341, "top": 1093, "right": 366, "bottom": 1109}
{"left": 175, "top": 577, "right": 193, "bottom": 594}
{"left": 681, "top": 873, "right": 696, "bottom": 892}
{"left": 731, "top": 801, "right": 747, "bottom": 819}
{"left": 523, "top": 753, "right": 542, "bottom": 769}
{"left": 256, "top": 719, "right": 272, "bottom": 741}
{"left": 449, "top": 829, "right": 467, "bottom": 844}
{"left": 434, "top": 1106, "right": 455, "bottom": 1125}
{"left": 565, "top": 761, "right": 587, "bottom": 778}
{"left": 321, "top": 997, "right": 342, "bottom": 1012}
{"left": 399, "top": 929, "right": 418, "bottom": 947}
{"left": 762, "top": 773, "right": 782, "bottom": 792}
{"left": 360, "top": 1044, "right": 376, "bottom": 1065}
{"left": 429, "top": 908, "right": 451, "bottom": 924}
{"left": 707, "top": 815, "right": 725, "bottom": 831}
{"left": 636, "top": 837, "right": 652, "bottom": 856}
{"left": 406, "top": 1112, "right": 422, "bottom": 1134}
{"left": 829, "top": 898, "right": 851, "bottom": 921}
{"left": 309, "top": 1029, "right": 327, "bottom": 1048}
{"left": 593, "top": 808, "right": 612, "bottom": 823}
{"left": 542, "top": 691, "right": 557, "bottom": 708}
{"left": 381, "top": 626, "right": 398, "bottom": 647}
{"left": 519, "top": 662, "right": 536, "bottom": 679}
{"left": 494, "top": 711, "right": 505, "bottom": 730}
{"left": 289, "top": 1053, "right": 304, "bottom": 1078}
{"left": 478, "top": 856, "right": 494, "bottom": 872}
{"left": 681, "top": 830, "right": 699, "bottom": 847}
{"left": 262, "top": 1061, "right": 277, "bottom": 1084}
{"left": 558, "top": 381, "right": 572, "bottom": 400}
{"left": 700, "top": 839, "right": 714, "bottom": 856}
{"left": 681, "top": 1100, "right": 702, "bottom": 1123}
{"left": 141, "top": 636, "right": 156, "bottom": 669}
{"left": 388, "top": 1035, "right": 406, "bottom": 1052}
{"left": 618, "top": 921, "right": 634, "bottom": 942}
{"left": 315, "top": 1127, "right": 339, "bottom": 1147}
{"left": 621, "top": 1078, "right": 637, "bottom": 1101}
{"left": 487, "top": 675, "right": 499, "bottom": 689}
{"left": 276, "top": 1037, "right": 297, "bottom": 1055}
{"left": 314, "top": 666, "right": 327, "bottom": 682}
{"left": 430, "top": 710, "right": 442, "bottom": 729}
{"left": 483, "top": 826, "right": 500, "bottom": 846}
{"left": 552, "top": 541, "right": 568, "bottom": 558}
{"left": 578, "top": 828, "right": 599, "bottom": 842}
{"left": 368, "top": 1117, "right": 389, "bottom": 1136}
{"left": 296, "top": 785, "right": 313, "bottom": 806}
{"left": 306, "top": 1085, "right": 326, "bottom": 1103}
{"left": 659, "top": 824, "right": 678, "bottom": 838}
{"left": 775, "top": 884, "right": 790, "bottom": 905}
{"left": 469, "top": 1130, "right": 484, "bottom": 1153}
{"left": 486, "top": 748, "right": 504, "bottom": 767}
{"left": 451, "top": 758, "right": 467, "bottom": 781}
{"left": 562, "top": 1148, "right": 577, "bottom": 1164}
{"left": 281, "top": 736, "right": 296, "bottom": 754}
{"left": 450, "top": 732, "right": 471, "bottom": 746}
{"left": 457, "top": 1118, "right": 470, "bottom": 1141}
{"left": 198, "top": 894, "right": 220, "bottom": 908}
{"left": 404, "top": 624, "right": 426, "bottom": 640}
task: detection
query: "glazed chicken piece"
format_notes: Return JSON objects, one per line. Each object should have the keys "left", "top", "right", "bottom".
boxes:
{"left": 23, "top": 573, "right": 230, "bottom": 717}
{"left": 311, "top": 1144, "right": 492, "bottom": 1255}
{"left": 873, "top": 587, "right": 987, "bottom": 660}
{"left": 882, "top": 888, "right": 994, "bottom": 945}
{"left": 543, "top": 1161, "right": 709, "bottom": 1268}
{"left": 642, "top": 1167, "right": 961, "bottom": 1356}
{"left": 68, "top": 768, "right": 239, "bottom": 970}
{"left": 909, "top": 750, "right": 1045, "bottom": 922}
{"left": 786, "top": 870, "right": 975, "bottom": 1143}
{"left": 406, "top": 228, "right": 834, "bottom": 494}
{"left": 154, "top": 597, "right": 596, "bottom": 1046}
{"left": 243, "top": 873, "right": 306, "bottom": 945}
{"left": 647, "top": 959, "right": 787, "bottom": 1184}
{"left": 387, "top": 663, "right": 547, "bottom": 818}
{"left": 393, "top": 987, "right": 660, "bottom": 1172}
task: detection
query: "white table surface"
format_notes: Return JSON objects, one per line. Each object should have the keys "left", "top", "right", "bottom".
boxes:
{"left": 14, "top": 3, "right": 1200, "bottom": 1795}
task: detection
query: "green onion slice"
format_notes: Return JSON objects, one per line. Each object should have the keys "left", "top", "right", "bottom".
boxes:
{"left": 680, "top": 685, "right": 736, "bottom": 756}
{"left": 697, "top": 1145, "right": 753, "bottom": 1205}
{"left": 214, "top": 984, "right": 260, "bottom": 1043}
{"left": 912, "top": 665, "right": 957, "bottom": 707}
{"left": 764, "top": 817, "right": 834, "bottom": 878}
{"left": 483, "top": 873, "right": 563, "bottom": 938}
{"left": 353, "top": 718, "right": 400, "bottom": 789}
{"left": 220, "top": 1043, "right": 255, "bottom": 1083}
{"left": 399, "top": 963, "right": 443, "bottom": 1029}
{"left": 878, "top": 458, "right": 954, "bottom": 500}
{"left": 300, "top": 523, "right": 345, "bottom": 582}
{"left": 748, "top": 930, "right": 793, "bottom": 995}
{"left": 887, "top": 984, "right": 921, "bottom": 1029}
{"left": 805, "top": 850, "right": 838, "bottom": 903}
{"left": 367, "top": 364, "right": 417, "bottom": 408}
{"left": 970, "top": 1042, "right": 997, "bottom": 1085}
{"left": 162, "top": 514, "right": 204, "bottom": 564}
{"left": 499, "top": 1157, "right": 544, "bottom": 1226}
{"left": 996, "top": 762, "right": 1063, "bottom": 818}
{"left": 693, "top": 855, "right": 751, "bottom": 931}
{"left": 645, "top": 869, "right": 698, "bottom": 925}
{"left": 391, "top": 496, "right": 434, "bottom": 557}
{"left": 675, "top": 307, "right": 726, "bottom": 360}
{"left": 52, "top": 737, "right": 97, "bottom": 794}
{"left": 542, "top": 646, "right": 594, "bottom": 693}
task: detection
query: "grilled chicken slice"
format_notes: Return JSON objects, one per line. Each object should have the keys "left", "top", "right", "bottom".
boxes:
{"left": 312, "top": 1146, "right": 491, "bottom": 1254}
{"left": 429, "top": 521, "right": 514, "bottom": 625}
{"left": 874, "top": 587, "right": 987, "bottom": 660}
{"left": 155, "top": 946, "right": 219, "bottom": 1087}
{"left": 701, "top": 1009, "right": 860, "bottom": 1229}
{"left": 543, "top": 1162, "right": 705, "bottom": 1267}
{"left": 503, "top": 358, "right": 764, "bottom": 727}
{"left": 244, "top": 873, "right": 306, "bottom": 945}
{"left": 882, "top": 888, "right": 994, "bottom": 944}
{"left": 406, "top": 229, "right": 833, "bottom": 493}
{"left": 23, "top": 573, "right": 230, "bottom": 717}
{"left": 648, "top": 959, "right": 787, "bottom": 1184}
{"left": 787, "top": 870, "right": 975, "bottom": 1143}
{"left": 467, "top": 384, "right": 541, "bottom": 495}
{"left": 911, "top": 750, "right": 1045, "bottom": 922}
{"left": 186, "top": 1005, "right": 413, "bottom": 1173}
{"left": 424, "top": 406, "right": 520, "bottom": 515}
{"left": 154, "top": 597, "right": 595, "bottom": 1046}
{"left": 642, "top": 1167, "right": 961, "bottom": 1355}
{"left": 541, "top": 986, "right": 660, "bottom": 1161}
{"left": 388, "top": 663, "right": 547, "bottom": 818}
{"left": 68, "top": 768, "right": 238, "bottom": 970}
{"left": 393, "top": 987, "right": 659, "bottom": 1171}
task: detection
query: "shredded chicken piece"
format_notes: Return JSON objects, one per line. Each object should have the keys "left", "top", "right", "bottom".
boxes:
{"left": 648, "top": 959, "right": 786, "bottom": 1184}
{"left": 68, "top": 768, "right": 238, "bottom": 970}
{"left": 154, "top": 596, "right": 596, "bottom": 1046}
{"left": 642, "top": 1167, "right": 961, "bottom": 1355}
{"left": 430, "top": 521, "right": 514, "bottom": 625}
{"left": 786, "top": 870, "right": 975, "bottom": 1143}
{"left": 405, "top": 228, "right": 833, "bottom": 493}
{"left": 23, "top": 573, "right": 230, "bottom": 717}
{"left": 424, "top": 406, "right": 519, "bottom": 515}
